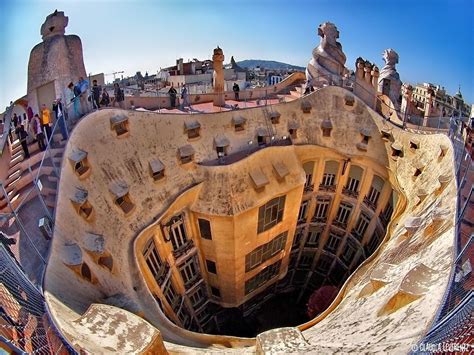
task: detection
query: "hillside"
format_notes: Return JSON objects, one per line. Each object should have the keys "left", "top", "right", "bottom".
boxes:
{"left": 236, "top": 59, "right": 304, "bottom": 71}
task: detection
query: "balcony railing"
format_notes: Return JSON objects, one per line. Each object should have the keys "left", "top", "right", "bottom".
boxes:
{"left": 319, "top": 184, "right": 336, "bottom": 192}
{"left": 311, "top": 216, "right": 327, "bottom": 223}
{"left": 333, "top": 220, "right": 348, "bottom": 230}
{"left": 304, "top": 184, "right": 314, "bottom": 193}
{"left": 172, "top": 239, "right": 195, "bottom": 259}
{"left": 155, "top": 262, "right": 170, "bottom": 286}
{"left": 363, "top": 196, "right": 377, "bottom": 212}
{"left": 342, "top": 187, "right": 359, "bottom": 199}
{"left": 183, "top": 272, "right": 202, "bottom": 290}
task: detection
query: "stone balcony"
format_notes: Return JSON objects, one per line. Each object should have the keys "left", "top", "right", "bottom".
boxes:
{"left": 342, "top": 187, "right": 359, "bottom": 199}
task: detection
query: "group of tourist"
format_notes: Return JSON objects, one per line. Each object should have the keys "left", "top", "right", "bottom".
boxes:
{"left": 6, "top": 98, "right": 70, "bottom": 160}
{"left": 168, "top": 83, "right": 191, "bottom": 109}
{"left": 66, "top": 77, "right": 124, "bottom": 120}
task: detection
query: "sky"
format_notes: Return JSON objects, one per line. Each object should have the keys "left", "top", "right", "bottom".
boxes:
{"left": 0, "top": 0, "right": 473, "bottom": 111}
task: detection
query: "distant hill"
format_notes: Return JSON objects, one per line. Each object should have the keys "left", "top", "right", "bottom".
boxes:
{"left": 237, "top": 59, "right": 304, "bottom": 71}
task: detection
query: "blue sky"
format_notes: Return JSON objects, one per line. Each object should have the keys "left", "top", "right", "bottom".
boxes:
{"left": 0, "top": 0, "right": 473, "bottom": 111}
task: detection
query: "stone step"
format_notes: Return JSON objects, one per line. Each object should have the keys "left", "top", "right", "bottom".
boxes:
{"left": 44, "top": 194, "right": 56, "bottom": 208}
{"left": 6, "top": 168, "right": 22, "bottom": 183}
{"left": 47, "top": 175, "right": 59, "bottom": 183}
{"left": 9, "top": 154, "right": 23, "bottom": 169}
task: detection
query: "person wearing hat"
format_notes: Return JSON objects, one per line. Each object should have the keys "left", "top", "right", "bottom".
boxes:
{"left": 52, "top": 97, "right": 68, "bottom": 140}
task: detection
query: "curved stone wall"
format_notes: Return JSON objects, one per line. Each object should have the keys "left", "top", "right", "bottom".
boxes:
{"left": 44, "top": 85, "right": 456, "bottom": 352}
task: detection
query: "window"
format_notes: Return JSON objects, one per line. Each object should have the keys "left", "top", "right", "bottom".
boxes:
{"left": 98, "top": 255, "right": 113, "bottom": 271}
{"left": 115, "top": 193, "right": 135, "bottom": 215}
{"left": 81, "top": 263, "right": 92, "bottom": 282}
{"left": 346, "top": 177, "right": 360, "bottom": 193}
{"left": 78, "top": 200, "right": 93, "bottom": 220}
{"left": 321, "top": 120, "right": 333, "bottom": 137}
{"left": 257, "top": 195, "right": 286, "bottom": 233}
{"left": 320, "top": 161, "right": 339, "bottom": 190}
{"left": 245, "top": 231, "right": 288, "bottom": 272}
{"left": 189, "top": 285, "right": 207, "bottom": 309}
{"left": 176, "top": 303, "right": 191, "bottom": 328}
{"left": 341, "top": 238, "right": 357, "bottom": 266}
{"left": 344, "top": 165, "right": 363, "bottom": 198}
{"left": 306, "top": 226, "right": 321, "bottom": 247}
{"left": 334, "top": 202, "right": 353, "bottom": 228}
{"left": 298, "top": 200, "right": 309, "bottom": 223}
{"left": 325, "top": 232, "right": 342, "bottom": 254}
{"left": 316, "top": 254, "right": 333, "bottom": 274}
{"left": 365, "top": 175, "right": 384, "bottom": 210}
{"left": 257, "top": 128, "right": 269, "bottom": 146}
{"left": 70, "top": 188, "right": 93, "bottom": 221}
{"left": 366, "top": 229, "right": 383, "bottom": 255}
{"left": 206, "top": 259, "right": 217, "bottom": 274}
{"left": 165, "top": 214, "right": 189, "bottom": 252}
{"left": 391, "top": 142, "right": 403, "bottom": 158}
{"left": 303, "top": 162, "right": 314, "bottom": 192}
{"left": 211, "top": 287, "right": 220, "bottom": 298}
{"left": 74, "top": 160, "right": 88, "bottom": 176}
{"left": 179, "top": 256, "right": 201, "bottom": 289}
{"left": 198, "top": 218, "right": 212, "bottom": 240}
{"left": 381, "top": 201, "right": 394, "bottom": 225}
{"left": 245, "top": 260, "right": 281, "bottom": 295}
{"left": 299, "top": 252, "right": 314, "bottom": 269}
{"left": 289, "top": 252, "right": 298, "bottom": 269}
{"left": 353, "top": 213, "right": 370, "bottom": 240}
{"left": 196, "top": 306, "right": 212, "bottom": 325}
{"left": 292, "top": 228, "right": 304, "bottom": 250}
{"left": 143, "top": 239, "right": 167, "bottom": 285}
{"left": 163, "top": 281, "right": 179, "bottom": 308}
{"left": 313, "top": 198, "right": 331, "bottom": 222}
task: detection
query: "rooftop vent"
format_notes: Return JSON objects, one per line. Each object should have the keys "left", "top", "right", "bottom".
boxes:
{"left": 110, "top": 114, "right": 129, "bottom": 137}
{"left": 184, "top": 120, "right": 201, "bottom": 139}
{"left": 149, "top": 159, "right": 165, "bottom": 181}
{"left": 68, "top": 149, "right": 90, "bottom": 179}
{"left": 249, "top": 168, "right": 269, "bottom": 191}
{"left": 178, "top": 145, "right": 195, "bottom": 164}
{"left": 272, "top": 161, "right": 289, "bottom": 181}
{"left": 109, "top": 180, "right": 135, "bottom": 215}
{"left": 232, "top": 116, "right": 246, "bottom": 131}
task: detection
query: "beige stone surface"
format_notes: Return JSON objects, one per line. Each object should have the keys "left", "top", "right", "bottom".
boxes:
{"left": 44, "top": 85, "right": 456, "bottom": 353}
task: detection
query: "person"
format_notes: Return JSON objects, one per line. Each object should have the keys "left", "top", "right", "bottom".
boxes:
{"left": 68, "top": 82, "right": 81, "bottom": 120}
{"left": 91, "top": 80, "right": 101, "bottom": 109}
{"left": 181, "top": 84, "right": 190, "bottom": 109}
{"left": 41, "top": 103, "right": 52, "bottom": 143}
{"left": 233, "top": 82, "right": 240, "bottom": 100}
{"left": 100, "top": 88, "right": 110, "bottom": 107}
{"left": 52, "top": 98, "right": 68, "bottom": 140}
{"left": 32, "top": 114, "right": 46, "bottom": 151}
{"left": 18, "top": 124, "right": 30, "bottom": 159}
{"left": 168, "top": 83, "right": 177, "bottom": 108}
{"left": 12, "top": 113, "right": 19, "bottom": 128}
{"left": 114, "top": 83, "right": 125, "bottom": 109}
{"left": 77, "top": 76, "right": 90, "bottom": 115}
